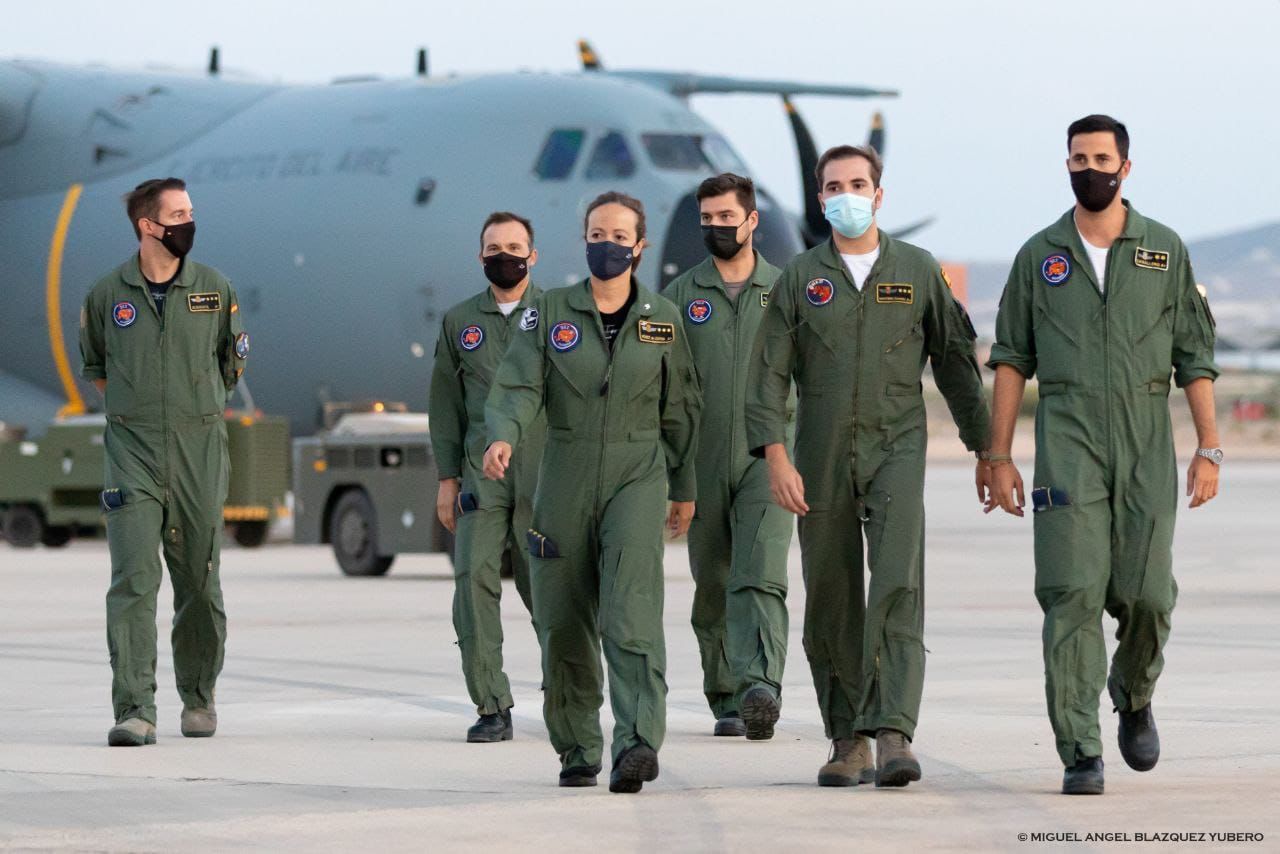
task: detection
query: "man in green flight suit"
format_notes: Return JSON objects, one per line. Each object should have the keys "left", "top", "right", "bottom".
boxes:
{"left": 80, "top": 177, "right": 247, "bottom": 746}
{"left": 483, "top": 192, "right": 701, "bottom": 793}
{"left": 429, "top": 211, "right": 545, "bottom": 744}
{"left": 986, "top": 115, "right": 1221, "bottom": 796}
{"left": 665, "top": 173, "right": 792, "bottom": 740}
{"left": 746, "top": 146, "right": 991, "bottom": 788}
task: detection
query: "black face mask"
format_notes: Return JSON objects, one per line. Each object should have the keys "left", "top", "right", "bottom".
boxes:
{"left": 586, "top": 240, "right": 636, "bottom": 280}
{"left": 1069, "top": 167, "right": 1123, "bottom": 213}
{"left": 701, "top": 223, "right": 746, "bottom": 261}
{"left": 482, "top": 252, "right": 530, "bottom": 290}
{"left": 152, "top": 220, "right": 196, "bottom": 259}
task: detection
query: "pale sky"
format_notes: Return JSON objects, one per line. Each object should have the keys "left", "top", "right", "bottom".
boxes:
{"left": 4, "top": 0, "right": 1277, "bottom": 259}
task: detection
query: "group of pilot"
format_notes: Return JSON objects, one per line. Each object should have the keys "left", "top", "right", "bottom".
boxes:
{"left": 83, "top": 114, "right": 1221, "bottom": 798}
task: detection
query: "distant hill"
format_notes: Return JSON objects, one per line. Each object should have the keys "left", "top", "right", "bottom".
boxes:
{"left": 958, "top": 220, "right": 1280, "bottom": 349}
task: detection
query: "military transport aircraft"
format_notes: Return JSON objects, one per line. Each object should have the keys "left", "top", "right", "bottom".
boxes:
{"left": 0, "top": 41, "right": 906, "bottom": 432}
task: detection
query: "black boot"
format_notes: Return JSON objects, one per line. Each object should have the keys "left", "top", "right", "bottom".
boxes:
{"left": 713, "top": 712, "right": 746, "bottom": 737}
{"left": 609, "top": 744, "right": 659, "bottom": 794}
{"left": 741, "top": 686, "right": 780, "bottom": 741}
{"left": 1062, "top": 756, "right": 1105, "bottom": 795}
{"left": 558, "top": 763, "right": 601, "bottom": 787}
{"left": 466, "top": 708, "right": 513, "bottom": 743}
{"left": 1117, "top": 702, "right": 1160, "bottom": 771}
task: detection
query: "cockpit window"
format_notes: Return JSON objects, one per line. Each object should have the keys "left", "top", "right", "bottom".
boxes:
{"left": 584, "top": 131, "right": 636, "bottom": 180}
{"left": 534, "top": 129, "right": 585, "bottom": 180}
{"left": 642, "top": 133, "right": 748, "bottom": 174}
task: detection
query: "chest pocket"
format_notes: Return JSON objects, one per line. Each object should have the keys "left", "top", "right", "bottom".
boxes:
{"left": 173, "top": 296, "right": 226, "bottom": 416}
{"left": 795, "top": 295, "right": 858, "bottom": 392}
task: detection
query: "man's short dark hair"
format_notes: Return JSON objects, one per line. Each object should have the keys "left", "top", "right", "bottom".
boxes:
{"left": 124, "top": 177, "right": 186, "bottom": 240}
{"left": 583, "top": 191, "right": 646, "bottom": 241}
{"left": 696, "top": 173, "right": 756, "bottom": 213}
{"left": 816, "top": 144, "right": 884, "bottom": 190}
{"left": 479, "top": 211, "right": 534, "bottom": 248}
{"left": 1067, "top": 114, "right": 1130, "bottom": 160}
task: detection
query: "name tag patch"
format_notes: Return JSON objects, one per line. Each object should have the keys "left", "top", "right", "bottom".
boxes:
{"left": 876, "top": 283, "right": 914, "bottom": 304}
{"left": 187, "top": 292, "right": 222, "bottom": 312}
{"left": 1134, "top": 247, "right": 1169, "bottom": 271}
{"left": 637, "top": 320, "right": 675, "bottom": 344}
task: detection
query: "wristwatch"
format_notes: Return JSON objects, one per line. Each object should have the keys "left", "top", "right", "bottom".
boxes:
{"left": 1195, "top": 447, "right": 1224, "bottom": 465}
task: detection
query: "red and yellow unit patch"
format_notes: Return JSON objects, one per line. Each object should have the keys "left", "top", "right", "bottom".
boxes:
{"left": 459, "top": 324, "right": 484, "bottom": 351}
{"left": 805, "top": 278, "right": 835, "bottom": 306}
{"left": 549, "top": 321, "right": 580, "bottom": 352}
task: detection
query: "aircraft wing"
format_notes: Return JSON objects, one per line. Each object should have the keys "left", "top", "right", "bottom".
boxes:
{"left": 608, "top": 71, "right": 897, "bottom": 99}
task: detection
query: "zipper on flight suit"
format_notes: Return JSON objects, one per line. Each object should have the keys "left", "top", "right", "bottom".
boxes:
{"left": 141, "top": 282, "right": 174, "bottom": 507}
{"left": 1102, "top": 245, "right": 1114, "bottom": 472}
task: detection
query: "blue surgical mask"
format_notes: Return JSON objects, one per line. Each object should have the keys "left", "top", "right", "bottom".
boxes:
{"left": 823, "top": 192, "right": 875, "bottom": 239}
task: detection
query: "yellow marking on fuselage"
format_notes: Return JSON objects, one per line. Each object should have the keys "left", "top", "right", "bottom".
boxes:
{"left": 46, "top": 184, "right": 86, "bottom": 416}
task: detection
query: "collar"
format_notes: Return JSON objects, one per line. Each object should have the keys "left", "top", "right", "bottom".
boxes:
{"left": 1046, "top": 199, "right": 1147, "bottom": 249}
{"left": 567, "top": 278, "right": 657, "bottom": 317}
{"left": 479, "top": 282, "right": 540, "bottom": 314}
{"left": 691, "top": 250, "right": 772, "bottom": 290}
{"left": 120, "top": 254, "right": 194, "bottom": 289}
{"left": 815, "top": 229, "right": 892, "bottom": 273}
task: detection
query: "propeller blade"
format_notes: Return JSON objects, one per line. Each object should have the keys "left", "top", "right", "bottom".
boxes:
{"left": 867, "top": 111, "right": 884, "bottom": 157}
{"left": 887, "top": 216, "right": 936, "bottom": 241}
{"left": 783, "top": 96, "right": 829, "bottom": 247}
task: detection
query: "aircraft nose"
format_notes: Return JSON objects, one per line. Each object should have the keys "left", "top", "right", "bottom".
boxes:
{"left": 657, "top": 188, "right": 805, "bottom": 292}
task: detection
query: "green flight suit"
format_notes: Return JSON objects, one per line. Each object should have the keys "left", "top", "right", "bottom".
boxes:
{"left": 988, "top": 203, "right": 1218, "bottom": 766}
{"left": 79, "top": 255, "right": 246, "bottom": 726}
{"left": 746, "top": 234, "right": 989, "bottom": 742}
{"left": 428, "top": 285, "right": 545, "bottom": 716}
{"left": 665, "top": 252, "right": 793, "bottom": 719}
{"left": 486, "top": 279, "right": 701, "bottom": 769}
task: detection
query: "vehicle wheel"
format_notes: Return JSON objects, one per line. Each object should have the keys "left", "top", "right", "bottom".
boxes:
{"left": 232, "top": 520, "right": 269, "bottom": 548}
{"left": 40, "top": 526, "right": 72, "bottom": 548}
{"left": 3, "top": 505, "right": 44, "bottom": 548}
{"left": 329, "top": 490, "right": 393, "bottom": 577}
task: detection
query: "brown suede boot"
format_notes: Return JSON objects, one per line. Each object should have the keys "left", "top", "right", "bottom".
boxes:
{"left": 107, "top": 717, "right": 156, "bottom": 747}
{"left": 817, "top": 735, "right": 875, "bottom": 786}
{"left": 181, "top": 706, "right": 217, "bottom": 738}
{"left": 875, "top": 729, "right": 922, "bottom": 787}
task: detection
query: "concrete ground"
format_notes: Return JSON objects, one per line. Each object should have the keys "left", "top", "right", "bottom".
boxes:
{"left": 1, "top": 463, "right": 1276, "bottom": 853}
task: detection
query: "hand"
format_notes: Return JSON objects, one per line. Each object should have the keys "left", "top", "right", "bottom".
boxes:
{"left": 766, "top": 451, "right": 809, "bottom": 516}
{"left": 482, "top": 441, "right": 512, "bottom": 480}
{"left": 975, "top": 460, "right": 992, "bottom": 506}
{"left": 436, "top": 478, "right": 460, "bottom": 534}
{"left": 667, "top": 501, "right": 695, "bottom": 537}
{"left": 984, "top": 462, "right": 1025, "bottom": 517}
{"left": 1187, "top": 455, "right": 1219, "bottom": 508}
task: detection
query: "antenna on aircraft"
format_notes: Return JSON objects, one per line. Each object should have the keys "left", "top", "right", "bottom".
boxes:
{"left": 578, "top": 39, "right": 602, "bottom": 71}
{"left": 416, "top": 48, "right": 429, "bottom": 77}
{"left": 208, "top": 46, "right": 220, "bottom": 76}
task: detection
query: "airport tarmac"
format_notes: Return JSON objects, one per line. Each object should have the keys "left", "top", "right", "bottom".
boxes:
{"left": 1, "top": 463, "right": 1276, "bottom": 852}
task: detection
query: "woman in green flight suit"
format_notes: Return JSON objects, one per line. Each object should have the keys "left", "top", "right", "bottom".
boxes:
{"left": 482, "top": 192, "right": 702, "bottom": 794}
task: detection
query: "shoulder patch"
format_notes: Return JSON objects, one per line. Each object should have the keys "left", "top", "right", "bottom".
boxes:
{"left": 876, "top": 283, "right": 914, "bottom": 305}
{"left": 805, "top": 278, "right": 835, "bottom": 306}
{"left": 638, "top": 320, "right": 675, "bottom": 344}
{"left": 549, "top": 321, "right": 580, "bottom": 352}
{"left": 519, "top": 306, "right": 539, "bottom": 331}
{"left": 686, "top": 298, "right": 712, "bottom": 324}
{"left": 235, "top": 332, "right": 250, "bottom": 359}
{"left": 187, "top": 292, "right": 222, "bottom": 312}
{"left": 1134, "top": 247, "right": 1169, "bottom": 271}
{"left": 940, "top": 268, "right": 953, "bottom": 290}
{"left": 1041, "top": 254, "right": 1071, "bottom": 286}
{"left": 112, "top": 301, "right": 137, "bottom": 328}
{"left": 459, "top": 325, "right": 484, "bottom": 351}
